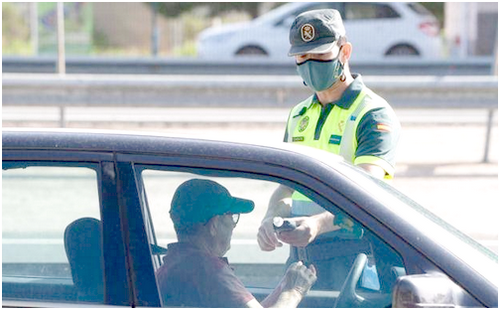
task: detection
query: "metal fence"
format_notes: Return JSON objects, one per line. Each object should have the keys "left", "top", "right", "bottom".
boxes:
{"left": 2, "top": 73, "right": 498, "bottom": 161}
{"left": 2, "top": 56, "right": 497, "bottom": 76}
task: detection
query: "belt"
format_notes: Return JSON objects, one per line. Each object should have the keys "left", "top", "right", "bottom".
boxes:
{"left": 292, "top": 238, "right": 371, "bottom": 263}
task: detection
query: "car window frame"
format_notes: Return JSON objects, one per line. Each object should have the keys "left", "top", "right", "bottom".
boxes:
{"left": 2, "top": 150, "right": 132, "bottom": 306}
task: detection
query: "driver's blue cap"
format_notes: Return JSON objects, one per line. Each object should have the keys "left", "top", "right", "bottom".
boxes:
{"left": 289, "top": 9, "right": 346, "bottom": 56}
{"left": 170, "top": 179, "right": 254, "bottom": 231}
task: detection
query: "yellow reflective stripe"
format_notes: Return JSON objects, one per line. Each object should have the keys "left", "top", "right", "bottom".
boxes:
{"left": 291, "top": 191, "right": 310, "bottom": 201}
{"left": 291, "top": 191, "right": 326, "bottom": 216}
{"left": 338, "top": 88, "right": 368, "bottom": 161}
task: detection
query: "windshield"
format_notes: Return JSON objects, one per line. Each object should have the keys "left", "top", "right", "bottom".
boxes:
{"left": 331, "top": 159, "right": 498, "bottom": 283}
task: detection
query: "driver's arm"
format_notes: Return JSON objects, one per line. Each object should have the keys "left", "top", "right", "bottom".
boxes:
{"left": 244, "top": 262, "right": 317, "bottom": 308}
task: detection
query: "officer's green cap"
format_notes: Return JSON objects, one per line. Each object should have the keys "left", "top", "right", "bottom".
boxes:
{"left": 289, "top": 9, "right": 346, "bottom": 56}
{"left": 170, "top": 179, "right": 254, "bottom": 231}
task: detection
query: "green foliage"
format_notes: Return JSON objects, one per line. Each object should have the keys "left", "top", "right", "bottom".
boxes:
{"left": 172, "top": 40, "right": 197, "bottom": 57}
{"left": 2, "top": 2, "right": 32, "bottom": 55}
{"left": 419, "top": 2, "right": 444, "bottom": 26}
{"left": 149, "top": 2, "right": 262, "bottom": 18}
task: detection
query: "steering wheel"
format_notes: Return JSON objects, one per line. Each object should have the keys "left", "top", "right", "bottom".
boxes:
{"left": 333, "top": 253, "right": 368, "bottom": 308}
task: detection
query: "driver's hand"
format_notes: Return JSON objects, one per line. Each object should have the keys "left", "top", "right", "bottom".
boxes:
{"left": 281, "top": 261, "right": 317, "bottom": 296}
{"left": 277, "top": 216, "right": 320, "bottom": 248}
{"left": 257, "top": 217, "right": 283, "bottom": 251}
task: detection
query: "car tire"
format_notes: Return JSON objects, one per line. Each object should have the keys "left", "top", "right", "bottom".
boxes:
{"left": 385, "top": 44, "right": 420, "bottom": 56}
{"left": 235, "top": 46, "right": 268, "bottom": 56}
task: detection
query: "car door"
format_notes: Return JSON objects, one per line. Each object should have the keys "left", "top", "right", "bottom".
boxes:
{"left": 125, "top": 135, "right": 496, "bottom": 308}
{"left": 342, "top": 2, "right": 403, "bottom": 59}
{"left": 2, "top": 150, "right": 131, "bottom": 307}
{"left": 119, "top": 148, "right": 442, "bottom": 308}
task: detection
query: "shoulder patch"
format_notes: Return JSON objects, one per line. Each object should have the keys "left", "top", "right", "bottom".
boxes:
{"left": 375, "top": 123, "right": 391, "bottom": 132}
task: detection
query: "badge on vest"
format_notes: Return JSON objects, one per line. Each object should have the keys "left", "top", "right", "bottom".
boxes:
{"left": 298, "top": 116, "right": 310, "bottom": 132}
{"left": 329, "top": 135, "right": 342, "bottom": 145}
{"left": 292, "top": 137, "right": 305, "bottom": 142}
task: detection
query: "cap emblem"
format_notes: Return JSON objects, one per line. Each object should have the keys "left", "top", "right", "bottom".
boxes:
{"left": 300, "top": 24, "right": 315, "bottom": 42}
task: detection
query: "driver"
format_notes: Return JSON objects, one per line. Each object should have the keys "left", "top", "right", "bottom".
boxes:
{"left": 156, "top": 179, "right": 317, "bottom": 308}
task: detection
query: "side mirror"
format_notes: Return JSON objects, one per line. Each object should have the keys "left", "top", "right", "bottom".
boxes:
{"left": 392, "top": 273, "right": 481, "bottom": 308}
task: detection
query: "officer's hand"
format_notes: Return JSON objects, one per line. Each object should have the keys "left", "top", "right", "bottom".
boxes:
{"left": 277, "top": 216, "right": 320, "bottom": 248}
{"left": 281, "top": 261, "right": 317, "bottom": 297}
{"left": 257, "top": 217, "right": 283, "bottom": 251}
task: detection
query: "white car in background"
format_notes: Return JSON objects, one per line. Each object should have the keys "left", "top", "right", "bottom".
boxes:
{"left": 197, "top": 2, "right": 443, "bottom": 62}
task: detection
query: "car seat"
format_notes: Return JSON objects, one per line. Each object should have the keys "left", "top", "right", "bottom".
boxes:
{"left": 64, "top": 217, "right": 104, "bottom": 302}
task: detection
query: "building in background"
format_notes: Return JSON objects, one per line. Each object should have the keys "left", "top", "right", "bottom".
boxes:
{"left": 93, "top": 3, "right": 162, "bottom": 55}
{"left": 445, "top": 2, "right": 498, "bottom": 57}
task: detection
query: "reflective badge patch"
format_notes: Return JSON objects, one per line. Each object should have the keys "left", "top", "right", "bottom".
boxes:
{"left": 329, "top": 135, "right": 342, "bottom": 145}
{"left": 338, "top": 120, "right": 345, "bottom": 132}
{"left": 376, "top": 123, "right": 391, "bottom": 132}
{"left": 292, "top": 137, "right": 305, "bottom": 142}
{"left": 298, "top": 116, "right": 310, "bottom": 132}
{"left": 301, "top": 24, "right": 315, "bottom": 42}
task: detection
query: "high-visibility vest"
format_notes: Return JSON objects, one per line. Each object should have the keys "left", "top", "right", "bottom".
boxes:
{"left": 287, "top": 87, "right": 395, "bottom": 224}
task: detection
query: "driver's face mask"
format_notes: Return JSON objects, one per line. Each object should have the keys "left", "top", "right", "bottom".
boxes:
{"left": 296, "top": 47, "right": 345, "bottom": 92}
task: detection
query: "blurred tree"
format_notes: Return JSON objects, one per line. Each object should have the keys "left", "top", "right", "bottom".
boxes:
{"left": 419, "top": 2, "right": 444, "bottom": 26}
{"left": 150, "top": 2, "right": 444, "bottom": 23}
{"left": 2, "top": 2, "right": 31, "bottom": 54}
{"left": 149, "top": 2, "right": 268, "bottom": 19}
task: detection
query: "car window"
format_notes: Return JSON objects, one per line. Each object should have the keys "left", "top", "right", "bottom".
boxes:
{"left": 344, "top": 3, "right": 400, "bottom": 20}
{"left": 2, "top": 164, "right": 103, "bottom": 305}
{"left": 139, "top": 167, "right": 407, "bottom": 308}
{"left": 140, "top": 169, "right": 289, "bottom": 283}
{"left": 407, "top": 2, "right": 433, "bottom": 16}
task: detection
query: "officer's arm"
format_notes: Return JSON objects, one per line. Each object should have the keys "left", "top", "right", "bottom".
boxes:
{"left": 264, "top": 184, "right": 293, "bottom": 220}
{"left": 355, "top": 107, "right": 400, "bottom": 180}
{"left": 357, "top": 163, "right": 386, "bottom": 179}
{"left": 278, "top": 212, "right": 339, "bottom": 247}
{"left": 257, "top": 185, "right": 293, "bottom": 251}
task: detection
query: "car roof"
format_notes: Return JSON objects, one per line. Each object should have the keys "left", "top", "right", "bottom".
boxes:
{"left": 2, "top": 127, "right": 345, "bottom": 168}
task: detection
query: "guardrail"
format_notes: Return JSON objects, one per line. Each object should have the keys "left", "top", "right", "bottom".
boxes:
{"left": 2, "top": 73, "right": 498, "bottom": 161}
{"left": 2, "top": 56, "right": 496, "bottom": 76}
{"left": 3, "top": 73, "right": 497, "bottom": 108}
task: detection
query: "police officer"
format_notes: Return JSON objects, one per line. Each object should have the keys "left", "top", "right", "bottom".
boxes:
{"left": 257, "top": 9, "right": 400, "bottom": 290}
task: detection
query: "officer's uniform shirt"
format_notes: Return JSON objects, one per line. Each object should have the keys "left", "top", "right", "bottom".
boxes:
{"left": 284, "top": 74, "right": 400, "bottom": 178}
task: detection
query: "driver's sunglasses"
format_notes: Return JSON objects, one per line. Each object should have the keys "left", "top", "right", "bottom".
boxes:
{"left": 231, "top": 213, "right": 240, "bottom": 226}
{"left": 223, "top": 213, "right": 240, "bottom": 226}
